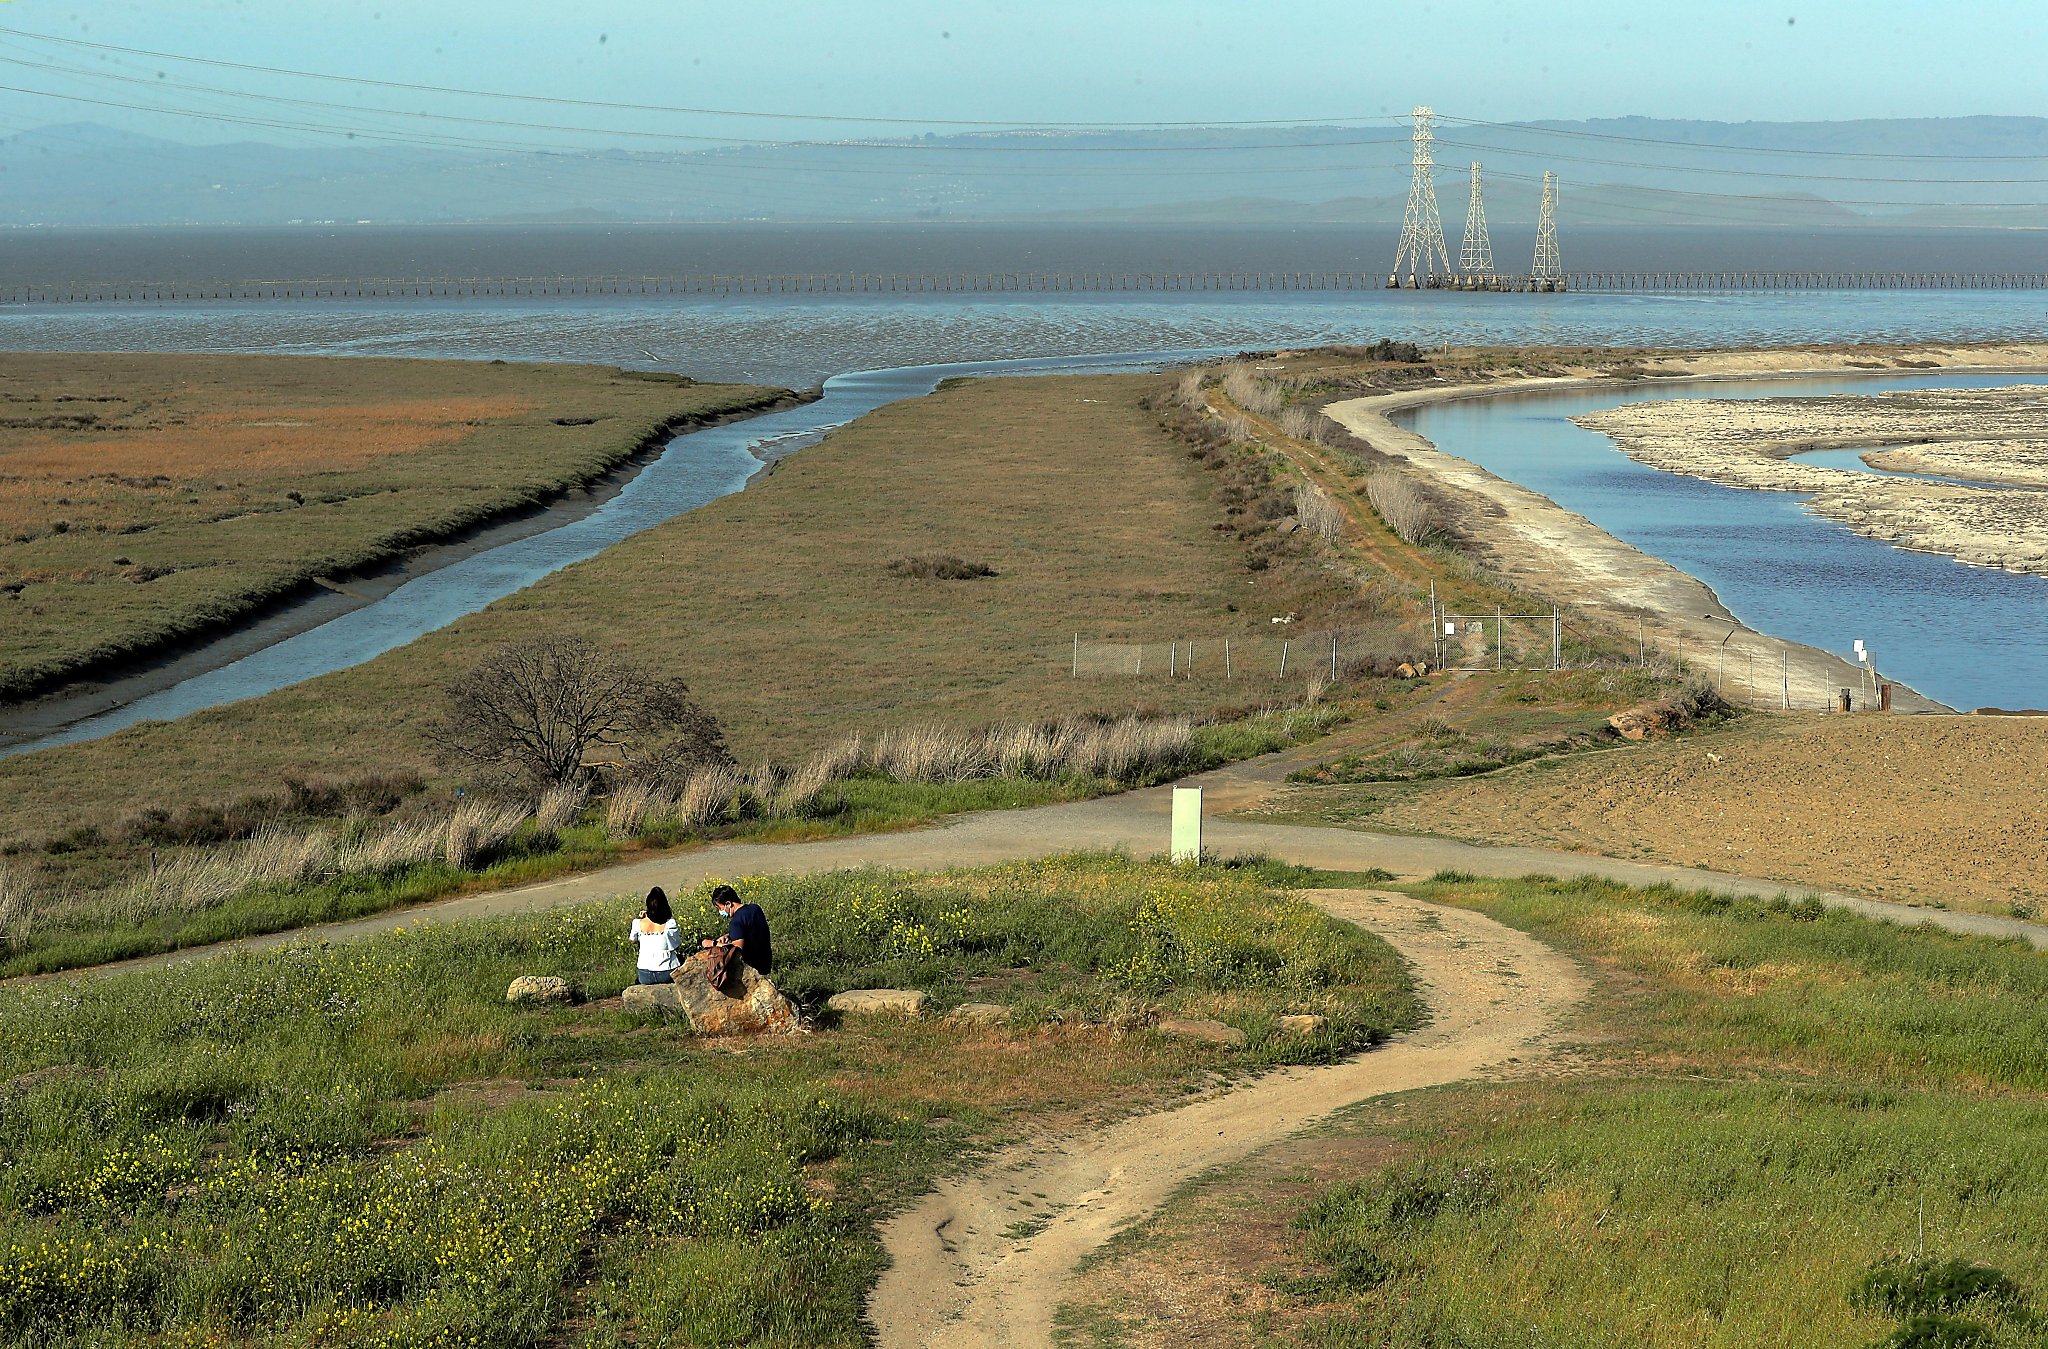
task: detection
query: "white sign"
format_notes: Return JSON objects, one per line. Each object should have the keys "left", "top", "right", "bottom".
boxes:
{"left": 1444, "top": 621, "right": 1457, "bottom": 636}
{"left": 1853, "top": 639, "right": 1865, "bottom": 653}
{"left": 1171, "top": 787, "right": 1203, "bottom": 863}
{"left": 1857, "top": 650, "right": 1869, "bottom": 663}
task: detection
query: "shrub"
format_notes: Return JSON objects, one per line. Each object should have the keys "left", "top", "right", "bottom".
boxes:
{"left": 431, "top": 635, "right": 731, "bottom": 790}
{"left": 886, "top": 552, "right": 996, "bottom": 580}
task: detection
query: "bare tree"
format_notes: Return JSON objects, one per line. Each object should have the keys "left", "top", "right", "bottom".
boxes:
{"left": 430, "top": 636, "right": 731, "bottom": 790}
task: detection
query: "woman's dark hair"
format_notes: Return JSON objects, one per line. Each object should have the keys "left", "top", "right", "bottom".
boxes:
{"left": 644, "top": 886, "right": 672, "bottom": 925}
{"left": 710, "top": 884, "right": 739, "bottom": 908}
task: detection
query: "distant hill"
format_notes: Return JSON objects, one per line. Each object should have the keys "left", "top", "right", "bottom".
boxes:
{"left": 2, "top": 116, "right": 2044, "bottom": 229}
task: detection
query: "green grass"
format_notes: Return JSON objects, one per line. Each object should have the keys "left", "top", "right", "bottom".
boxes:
{"left": 1273, "top": 874, "right": 2048, "bottom": 1348}
{"left": 0, "top": 855, "right": 1416, "bottom": 1347}
{"left": 5, "top": 700, "right": 1353, "bottom": 980}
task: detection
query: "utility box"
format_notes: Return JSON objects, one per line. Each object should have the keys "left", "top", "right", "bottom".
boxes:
{"left": 1171, "top": 787, "right": 1203, "bottom": 863}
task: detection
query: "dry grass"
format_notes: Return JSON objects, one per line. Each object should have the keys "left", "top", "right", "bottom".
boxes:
{"left": 1293, "top": 481, "right": 1346, "bottom": 543}
{"left": 0, "top": 372, "right": 1360, "bottom": 847}
{"left": 444, "top": 798, "right": 529, "bottom": 870}
{"left": 0, "top": 353, "right": 785, "bottom": 699}
{"left": 673, "top": 765, "right": 742, "bottom": 828}
{"left": 1365, "top": 469, "right": 1441, "bottom": 545}
{"left": 532, "top": 782, "right": 588, "bottom": 836}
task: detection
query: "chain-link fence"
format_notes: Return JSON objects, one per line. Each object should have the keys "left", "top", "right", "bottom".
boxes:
{"left": 1067, "top": 629, "right": 1428, "bottom": 682}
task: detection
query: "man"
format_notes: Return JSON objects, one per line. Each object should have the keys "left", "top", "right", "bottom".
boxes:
{"left": 702, "top": 883, "right": 772, "bottom": 977}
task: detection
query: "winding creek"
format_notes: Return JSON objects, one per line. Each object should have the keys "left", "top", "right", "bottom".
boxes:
{"left": 1401, "top": 372, "right": 2048, "bottom": 713}
{"left": 10, "top": 357, "right": 2048, "bottom": 759}
{"left": 2, "top": 348, "right": 1215, "bottom": 759}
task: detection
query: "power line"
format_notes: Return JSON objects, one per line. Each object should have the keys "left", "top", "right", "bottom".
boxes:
{"left": 0, "top": 25, "right": 1404, "bottom": 131}
{"left": 1437, "top": 136, "right": 2048, "bottom": 185}
{"left": 1440, "top": 113, "right": 2048, "bottom": 163}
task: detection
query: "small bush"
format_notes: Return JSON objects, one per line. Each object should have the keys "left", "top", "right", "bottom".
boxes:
{"left": 1851, "top": 1257, "right": 2022, "bottom": 1321}
{"left": 886, "top": 553, "right": 996, "bottom": 580}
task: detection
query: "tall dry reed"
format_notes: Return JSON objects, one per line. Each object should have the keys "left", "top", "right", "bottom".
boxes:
{"left": 444, "top": 799, "right": 530, "bottom": 870}
{"left": 1221, "top": 364, "right": 1285, "bottom": 417}
{"left": 0, "top": 863, "right": 35, "bottom": 950}
{"left": 1293, "top": 481, "right": 1347, "bottom": 542}
{"left": 674, "top": 765, "right": 741, "bottom": 827}
{"left": 1366, "top": 469, "right": 1440, "bottom": 544}
{"left": 605, "top": 780, "right": 669, "bottom": 840}
{"left": 534, "top": 782, "right": 588, "bottom": 837}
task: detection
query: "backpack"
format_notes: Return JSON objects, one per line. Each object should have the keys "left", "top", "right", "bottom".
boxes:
{"left": 697, "top": 944, "right": 743, "bottom": 996}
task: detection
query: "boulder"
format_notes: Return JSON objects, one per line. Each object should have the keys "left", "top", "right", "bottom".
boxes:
{"left": 1155, "top": 1016, "right": 1248, "bottom": 1048}
{"left": 506, "top": 975, "right": 575, "bottom": 1005}
{"left": 1277, "top": 1014, "right": 1329, "bottom": 1036}
{"left": 826, "top": 988, "right": 931, "bottom": 1018}
{"left": 944, "top": 1002, "right": 1014, "bottom": 1027}
{"left": 621, "top": 953, "right": 800, "bottom": 1035}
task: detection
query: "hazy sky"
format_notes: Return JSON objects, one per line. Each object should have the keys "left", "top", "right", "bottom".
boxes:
{"left": 0, "top": 0, "right": 2042, "bottom": 144}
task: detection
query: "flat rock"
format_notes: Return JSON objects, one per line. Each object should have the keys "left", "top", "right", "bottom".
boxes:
{"left": 827, "top": 988, "right": 931, "bottom": 1018}
{"left": 1155, "top": 1016, "right": 1248, "bottom": 1048}
{"left": 506, "top": 975, "right": 575, "bottom": 1005}
{"left": 1277, "top": 1013, "right": 1328, "bottom": 1036}
{"left": 944, "top": 1002, "right": 1014, "bottom": 1027}
{"left": 621, "top": 953, "right": 800, "bottom": 1035}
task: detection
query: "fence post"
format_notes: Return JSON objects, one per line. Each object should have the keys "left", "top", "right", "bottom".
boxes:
{"left": 1331, "top": 635, "right": 1339, "bottom": 680}
{"left": 1781, "top": 651, "right": 1790, "bottom": 710}
{"left": 1280, "top": 640, "right": 1289, "bottom": 677}
{"left": 1552, "top": 606, "right": 1562, "bottom": 670}
{"left": 1495, "top": 605, "right": 1503, "bottom": 671}
{"left": 1072, "top": 633, "right": 1079, "bottom": 678}
{"left": 1170, "top": 642, "right": 1177, "bottom": 677}
{"left": 1225, "top": 640, "right": 1232, "bottom": 679}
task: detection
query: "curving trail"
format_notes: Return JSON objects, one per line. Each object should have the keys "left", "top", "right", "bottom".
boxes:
{"left": 865, "top": 887, "right": 1586, "bottom": 1348}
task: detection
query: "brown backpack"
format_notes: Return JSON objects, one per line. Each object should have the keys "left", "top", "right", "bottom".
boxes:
{"left": 696, "top": 945, "right": 743, "bottom": 996}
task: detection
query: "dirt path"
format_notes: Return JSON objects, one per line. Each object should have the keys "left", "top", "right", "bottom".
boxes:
{"left": 28, "top": 745, "right": 2043, "bottom": 988}
{"left": 867, "top": 887, "right": 1587, "bottom": 1347}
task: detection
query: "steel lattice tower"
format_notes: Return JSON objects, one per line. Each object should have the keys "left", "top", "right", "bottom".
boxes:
{"left": 1459, "top": 161, "right": 1494, "bottom": 275}
{"left": 1532, "top": 171, "right": 1563, "bottom": 283}
{"left": 1388, "top": 107, "right": 1452, "bottom": 287}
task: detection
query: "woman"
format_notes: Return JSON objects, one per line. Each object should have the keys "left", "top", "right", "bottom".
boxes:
{"left": 629, "top": 885, "right": 681, "bottom": 984}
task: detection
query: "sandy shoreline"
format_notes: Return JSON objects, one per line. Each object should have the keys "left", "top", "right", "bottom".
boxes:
{"left": 1323, "top": 342, "right": 2048, "bottom": 713}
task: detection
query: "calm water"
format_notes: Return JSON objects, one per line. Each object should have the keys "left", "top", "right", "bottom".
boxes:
{"left": 6, "top": 289, "right": 2048, "bottom": 390}
{"left": 1404, "top": 375, "right": 2048, "bottom": 712}
{"left": 6, "top": 223, "right": 2048, "bottom": 745}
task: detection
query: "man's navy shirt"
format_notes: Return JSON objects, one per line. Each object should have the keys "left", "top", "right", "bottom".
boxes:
{"left": 727, "top": 903, "right": 772, "bottom": 975}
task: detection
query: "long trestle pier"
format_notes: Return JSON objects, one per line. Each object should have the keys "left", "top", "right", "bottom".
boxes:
{"left": 3, "top": 270, "right": 2046, "bottom": 304}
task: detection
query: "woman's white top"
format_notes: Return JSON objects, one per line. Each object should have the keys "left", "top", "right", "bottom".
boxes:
{"left": 629, "top": 916, "right": 681, "bottom": 971}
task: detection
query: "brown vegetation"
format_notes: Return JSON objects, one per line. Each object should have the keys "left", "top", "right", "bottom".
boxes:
{"left": 0, "top": 353, "right": 786, "bottom": 700}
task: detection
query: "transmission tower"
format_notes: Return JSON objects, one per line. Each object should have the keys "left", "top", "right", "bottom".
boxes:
{"left": 1532, "top": 171, "right": 1563, "bottom": 285}
{"left": 1458, "top": 161, "right": 1494, "bottom": 276}
{"left": 1388, "top": 106, "right": 1452, "bottom": 288}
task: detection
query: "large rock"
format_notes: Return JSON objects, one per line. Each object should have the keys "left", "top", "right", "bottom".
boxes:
{"left": 506, "top": 975, "right": 575, "bottom": 1005}
{"left": 1156, "top": 1016, "right": 1248, "bottom": 1048}
{"left": 621, "top": 954, "right": 800, "bottom": 1035}
{"left": 826, "top": 988, "right": 931, "bottom": 1018}
{"left": 1277, "top": 1013, "right": 1329, "bottom": 1036}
